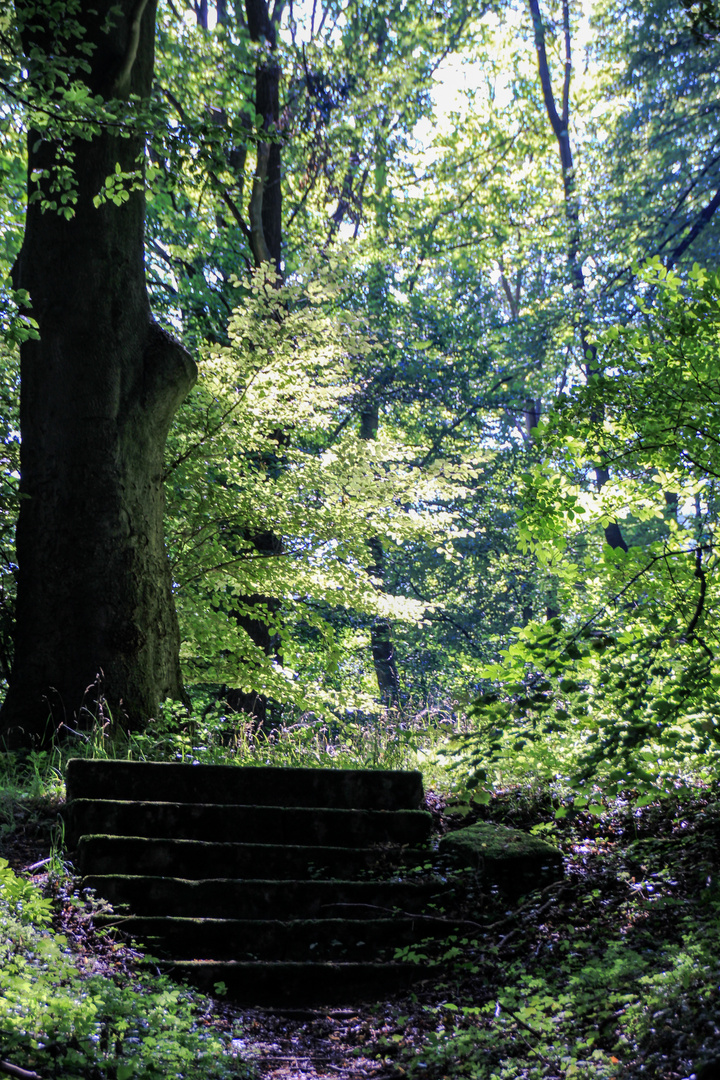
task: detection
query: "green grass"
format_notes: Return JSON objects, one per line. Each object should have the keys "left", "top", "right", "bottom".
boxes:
{"left": 6, "top": 696, "right": 459, "bottom": 780}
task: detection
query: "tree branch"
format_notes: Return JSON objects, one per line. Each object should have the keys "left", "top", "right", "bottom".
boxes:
{"left": 286, "top": 161, "right": 321, "bottom": 229}
{"left": 666, "top": 183, "right": 720, "bottom": 269}
{"left": 249, "top": 142, "right": 273, "bottom": 265}
{"left": 219, "top": 188, "right": 252, "bottom": 244}
{"left": 499, "top": 270, "right": 519, "bottom": 319}
{"left": 528, "top": 0, "right": 563, "bottom": 139}
{"left": 407, "top": 579, "right": 483, "bottom": 653}
{"left": 418, "top": 374, "right": 518, "bottom": 467}
{"left": 0, "top": 1060, "right": 42, "bottom": 1080}
{"left": 561, "top": 0, "right": 571, "bottom": 126}
{"left": 159, "top": 86, "right": 252, "bottom": 244}
{"left": 685, "top": 545, "right": 707, "bottom": 639}
{"left": 112, "top": 0, "right": 152, "bottom": 97}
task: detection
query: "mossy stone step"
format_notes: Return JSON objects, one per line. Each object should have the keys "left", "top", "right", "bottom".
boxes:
{"left": 66, "top": 759, "right": 424, "bottom": 809}
{"left": 93, "top": 914, "right": 452, "bottom": 960}
{"left": 64, "top": 799, "right": 431, "bottom": 846}
{"left": 65, "top": 799, "right": 431, "bottom": 849}
{"left": 76, "top": 835, "right": 423, "bottom": 879}
{"left": 82, "top": 874, "right": 447, "bottom": 920}
{"left": 64, "top": 761, "right": 443, "bottom": 1002}
{"left": 153, "top": 960, "right": 428, "bottom": 1005}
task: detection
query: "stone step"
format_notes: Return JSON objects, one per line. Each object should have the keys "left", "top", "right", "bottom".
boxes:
{"left": 65, "top": 799, "right": 431, "bottom": 849}
{"left": 153, "top": 960, "right": 428, "bottom": 1005}
{"left": 93, "top": 914, "right": 452, "bottom": 960}
{"left": 64, "top": 761, "right": 445, "bottom": 1003}
{"left": 76, "top": 835, "right": 425, "bottom": 879}
{"left": 66, "top": 760, "right": 424, "bottom": 810}
{"left": 82, "top": 874, "right": 447, "bottom": 920}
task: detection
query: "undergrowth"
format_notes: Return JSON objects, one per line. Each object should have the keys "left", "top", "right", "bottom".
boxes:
{"left": 0, "top": 695, "right": 463, "bottom": 788}
{"left": 0, "top": 706, "right": 453, "bottom": 1080}
{"left": 0, "top": 854, "right": 254, "bottom": 1079}
{"left": 2, "top": 713, "right": 720, "bottom": 1079}
{"left": 376, "top": 786, "right": 720, "bottom": 1080}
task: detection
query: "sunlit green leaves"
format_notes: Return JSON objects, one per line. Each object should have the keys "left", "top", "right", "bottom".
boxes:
{"left": 166, "top": 258, "right": 456, "bottom": 715}
{"left": 0, "top": 859, "right": 247, "bottom": 1079}
{"left": 451, "top": 270, "right": 720, "bottom": 797}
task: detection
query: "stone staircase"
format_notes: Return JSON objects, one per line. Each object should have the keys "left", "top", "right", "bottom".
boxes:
{"left": 64, "top": 759, "right": 449, "bottom": 1003}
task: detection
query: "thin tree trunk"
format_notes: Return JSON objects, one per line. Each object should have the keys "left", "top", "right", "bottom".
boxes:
{"left": 1, "top": 0, "right": 196, "bottom": 750}
{"left": 220, "top": 0, "right": 284, "bottom": 730}
{"left": 360, "top": 128, "right": 401, "bottom": 708}
{"left": 529, "top": 0, "right": 627, "bottom": 552}
{"left": 360, "top": 405, "right": 401, "bottom": 707}
{"left": 188, "top": 0, "right": 283, "bottom": 731}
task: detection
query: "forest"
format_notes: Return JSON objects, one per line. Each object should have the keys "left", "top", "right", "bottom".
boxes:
{"left": 0, "top": 0, "right": 720, "bottom": 1077}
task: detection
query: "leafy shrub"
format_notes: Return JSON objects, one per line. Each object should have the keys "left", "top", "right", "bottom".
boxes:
{"left": 0, "top": 858, "right": 252, "bottom": 1080}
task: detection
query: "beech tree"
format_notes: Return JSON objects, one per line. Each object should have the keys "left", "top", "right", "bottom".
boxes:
{"left": 0, "top": 1, "right": 197, "bottom": 748}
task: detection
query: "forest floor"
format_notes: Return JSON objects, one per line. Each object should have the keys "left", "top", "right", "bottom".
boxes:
{"left": 3, "top": 782, "right": 720, "bottom": 1080}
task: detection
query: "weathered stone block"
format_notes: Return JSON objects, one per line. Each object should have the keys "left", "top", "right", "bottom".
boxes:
{"left": 438, "top": 822, "right": 563, "bottom": 897}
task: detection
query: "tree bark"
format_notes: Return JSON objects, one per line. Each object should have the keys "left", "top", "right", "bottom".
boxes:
{"left": 0, "top": 1, "right": 197, "bottom": 749}
{"left": 185, "top": 0, "right": 283, "bottom": 731}
{"left": 360, "top": 406, "right": 401, "bottom": 708}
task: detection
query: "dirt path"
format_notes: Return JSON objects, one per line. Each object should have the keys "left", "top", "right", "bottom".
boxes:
{"left": 229, "top": 1007, "right": 402, "bottom": 1079}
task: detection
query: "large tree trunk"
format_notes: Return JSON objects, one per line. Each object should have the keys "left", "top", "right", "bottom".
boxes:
{"left": 0, "top": 1, "right": 197, "bottom": 750}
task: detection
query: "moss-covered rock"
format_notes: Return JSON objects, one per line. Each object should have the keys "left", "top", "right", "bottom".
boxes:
{"left": 438, "top": 822, "right": 563, "bottom": 897}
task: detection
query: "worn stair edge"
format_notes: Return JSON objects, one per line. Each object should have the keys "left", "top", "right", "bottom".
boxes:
{"left": 75, "top": 835, "right": 428, "bottom": 879}
{"left": 154, "top": 959, "right": 435, "bottom": 1004}
{"left": 64, "top": 800, "right": 432, "bottom": 849}
{"left": 81, "top": 874, "right": 449, "bottom": 919}
{"left": 66, "top": 759, "right": 425, "bottom": 810}
{"left": 93, "top": 914, "right": 455, "bottom": 960}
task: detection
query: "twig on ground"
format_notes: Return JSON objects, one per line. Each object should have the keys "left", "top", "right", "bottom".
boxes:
{"left": 495, "top": 1001, "right": 556, "bottom": 1066}
{"left": 495, "top": 927, "right": 519, "bottom": 951}
{"left": 23, "top": 858, "right": 51, "bottom": 873}
{"left": 0, "top": 1060, "right": 43, "bottom": 1080}
{"left": 320, "top": 902, "right": 485, "bottom": 931}
{"left": 485, "top": 880, "right": 569, "bottom": 931}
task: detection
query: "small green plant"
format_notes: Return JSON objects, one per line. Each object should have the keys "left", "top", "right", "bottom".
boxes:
{"left": 0, "top": 858, "right": 255, "bottom": 1079}
{"left": 0, "top": 856, "right": 53, "bottom": 924}
{"left": 387, "top": 786, "right": 720, "bottom": 1079}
